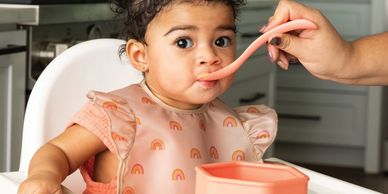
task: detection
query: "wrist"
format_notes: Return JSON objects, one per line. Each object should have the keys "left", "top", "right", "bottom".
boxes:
{"left": 28, "top": 170, "right": 63, "bottom": 184}
{"left": 332, "top": 40, "right": 355, "bottom": 81}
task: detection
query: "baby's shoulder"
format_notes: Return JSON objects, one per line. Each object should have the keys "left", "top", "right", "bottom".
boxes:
{"left": 86, "top": 83, "right": 143, "bottom": 105}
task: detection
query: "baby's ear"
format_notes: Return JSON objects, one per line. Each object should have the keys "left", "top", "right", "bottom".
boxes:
{"left": 125, "top": 39, "right": 148, "bottom": 72}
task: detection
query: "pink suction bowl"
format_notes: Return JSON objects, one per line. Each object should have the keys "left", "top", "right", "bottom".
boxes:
{"left": 195, "top": 161, "right": 309, "bottom": 194}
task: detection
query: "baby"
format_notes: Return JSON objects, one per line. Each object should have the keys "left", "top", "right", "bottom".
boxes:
{"left": 18, "top": 0, "right": 277, "bottom": 193}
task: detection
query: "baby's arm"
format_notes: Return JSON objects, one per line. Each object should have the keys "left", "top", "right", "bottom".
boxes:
{"left": 18, "top": 124, "right": 107, "bottom": 194}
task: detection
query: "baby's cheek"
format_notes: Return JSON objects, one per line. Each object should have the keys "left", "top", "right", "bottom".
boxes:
{"left": 224, "top": 74, "right": 235, "bottom": 87}
{"left": 219, "top": 77, "right": 234, "bottom": 93}
{"left": 158, "top": 71, "right": 179, "bottom": 83}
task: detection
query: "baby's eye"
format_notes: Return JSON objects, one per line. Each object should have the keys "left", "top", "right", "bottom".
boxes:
{"left": 176, "top": 38, "right": 193, "bottom": 49}
{"left": 215, "top": 36, "right": 231, "bottom": 47}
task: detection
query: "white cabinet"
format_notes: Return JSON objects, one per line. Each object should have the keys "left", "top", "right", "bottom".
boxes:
{"left": 274, "top": 0, "right": 385, "bottom": 173}
{"left": 306, "top": 1, "right": 370, "bottom": 39}
{"left": 0, "top": 30, "right": 26, "bottom": 172}
{"left": 277, "top": 89, "right": 367, "bottom": 146}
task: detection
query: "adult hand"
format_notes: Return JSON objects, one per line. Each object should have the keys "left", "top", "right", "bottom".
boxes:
{"left": 262, "top": 0, "right": 352, "bottom": 81}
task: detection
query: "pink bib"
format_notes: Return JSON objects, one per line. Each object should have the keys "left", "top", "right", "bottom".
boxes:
{"left": 70, "top": 81, "right": 277, "bottom": 194}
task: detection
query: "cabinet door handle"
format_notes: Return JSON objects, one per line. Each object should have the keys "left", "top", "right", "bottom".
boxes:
{"left": 278, "top": 113, "right": 321, "bottom": 121}
{"left": 0, "top": 45, "right": 27, "bottom": 56}
{"left": 239, "top": 92, "right": 266, "bottom": 103}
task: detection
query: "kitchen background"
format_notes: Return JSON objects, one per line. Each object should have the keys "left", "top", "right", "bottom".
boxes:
{"left": 1, "top": 0, "right": 388, "bottom": 192}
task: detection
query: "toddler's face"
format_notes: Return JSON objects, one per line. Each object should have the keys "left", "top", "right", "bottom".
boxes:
{"left": 143, "top": 2, "right": 236, "bottom": 109}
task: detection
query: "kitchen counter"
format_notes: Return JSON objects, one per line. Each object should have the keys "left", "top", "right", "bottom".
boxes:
{"left": 0, "top": 3, "right": 115, "bottom": 26}
{"left": 0, "top": 4, "right": 37, "bottom": 25}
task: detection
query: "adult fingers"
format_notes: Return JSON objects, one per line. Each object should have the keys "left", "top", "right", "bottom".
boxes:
{"left": 268, "top": 33, "right": 306, "bottom": 60}
{"left": 265, "top": 0, "right": 318, "bottom": 31}
{"left": 278, "top": 51, "right": 289, "bottom": 70}
{"left": 267, "top": 45, "right": 289, "bottom": 70}
{"left": 267, "top": 44, "right": 279, "bottom": 63}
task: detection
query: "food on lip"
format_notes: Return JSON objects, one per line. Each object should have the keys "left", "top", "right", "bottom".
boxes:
{"left": 197, "top": 72, "right": 210, "bottom": 80}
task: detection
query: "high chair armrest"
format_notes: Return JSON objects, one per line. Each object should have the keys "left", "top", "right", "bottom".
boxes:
{"left": 0, "top": 171, "right": 26, "bottom": 194}
{"left": 265, "top": 158, "right": 382, "bottom": 194}
{"left": 0, "top": 171, "right": 75, "bottom": 194}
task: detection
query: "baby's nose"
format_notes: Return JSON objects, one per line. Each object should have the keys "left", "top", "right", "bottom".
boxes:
{"left": 197, "top": 46, "right": 221, "bottom": 66}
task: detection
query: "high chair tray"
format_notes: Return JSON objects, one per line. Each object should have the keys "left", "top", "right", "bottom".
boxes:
{"left": 0, "top": 158, "right": 382, "bottom": 194}
{"left": 265, "top": 158, "right": 382, "bottom": 194}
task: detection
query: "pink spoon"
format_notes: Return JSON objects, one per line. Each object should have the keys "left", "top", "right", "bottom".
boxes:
{"left": 198, "top": 19, "right": 317, "bottom": 81}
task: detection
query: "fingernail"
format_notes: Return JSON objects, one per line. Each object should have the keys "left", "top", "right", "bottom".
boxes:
{"left": 269, "top": 37, "right": 281, "bottom": 46}
{"left": 260, "top": 24, "right": 267, "bottom": 32}
{"left": 268, "top": 51, "right": 274, "bottom": 63}
{"left": 278, "top": 61, "right": 288, "bottom": 70}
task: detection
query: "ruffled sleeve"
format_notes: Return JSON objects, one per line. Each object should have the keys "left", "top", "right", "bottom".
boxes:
{"left": 69, "top": 91, "right": 137, "bottom": 160}
{"left": 233, "top": 105, "right": 278, "bottom": 161}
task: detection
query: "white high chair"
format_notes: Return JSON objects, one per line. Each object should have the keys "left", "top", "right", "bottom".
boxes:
{"left": 0, "top": 39, "right": 382, "bottom": 194}
{"left": 0, "top": 38, "right": 143, "bottom": 193}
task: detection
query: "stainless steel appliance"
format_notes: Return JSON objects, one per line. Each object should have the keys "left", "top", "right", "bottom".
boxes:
{"left": 20, "top": 3, "right": 123, "bottom": 93}
{"left": 25, "top": 21, "right": 123, "bottom": 92}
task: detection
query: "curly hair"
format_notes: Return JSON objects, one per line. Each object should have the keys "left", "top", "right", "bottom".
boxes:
{"left": 111, "top": 0, "right": 246, "bottom": 54}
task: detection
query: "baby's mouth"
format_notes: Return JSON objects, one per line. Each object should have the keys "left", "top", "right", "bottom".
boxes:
{"left": 197, "top": 75, "right": 217, "bottom": 89}
{"left": 198, "top": 80, "right": 218, "bottom": 89}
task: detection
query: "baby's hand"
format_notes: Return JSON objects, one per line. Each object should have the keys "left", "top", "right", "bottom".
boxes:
{"left": 18, "top": 172, "right": 63, "bottom": 194}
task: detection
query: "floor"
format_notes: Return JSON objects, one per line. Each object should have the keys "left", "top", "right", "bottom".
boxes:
{"left": 297, "top": 163, "right": 388, "bottom": 193}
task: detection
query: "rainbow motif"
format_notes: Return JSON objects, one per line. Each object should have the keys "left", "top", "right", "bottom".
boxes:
{"left": 150, "top": 139, "right": 165, "bottom": 150}
{"left": 190, "top": 148, "right": 202, "bottom": 159}
{"left": 103, "top": 101, "right": 118, "bottom": 110}
{"left": 256, "top": 130, "right": 270, "bottom": 140}
{"left": 131, "top": 163, "right": 144, "bottom": 175}
{"left": 247, "top": 107, "right": 260, "bottom": 113}
{"left": 172, "top": 168, "right": 185, "bottom": 181}
{"left": 123, "top": 186, "right": 135, "bottom": 194}
{"left": 209, "top": 146, "right": 218, "bottom": 160}
{"left": 223, "top": 116, "right": 237, "bottom": 128}
{"left": 169, "top": 121, "right": 182, "bottom": 131}
{"left": 199, "top": 119, "right": 206, "bottom": 131}
{"left": 111, "top": 132, "right": 127, "bottom": 141}
{"left": 232, "top": 150, "right": 245, "bottom": 161}
{"left": 141, "top": 97, "right": 155, "bottom": 105}
{"left": 128, "top": 120, "right": 137, "bottom": 129}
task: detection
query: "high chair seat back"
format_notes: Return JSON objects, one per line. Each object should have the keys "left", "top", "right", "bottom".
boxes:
{"left": 18, "top": 38, "right": 143, "bottom": 193}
